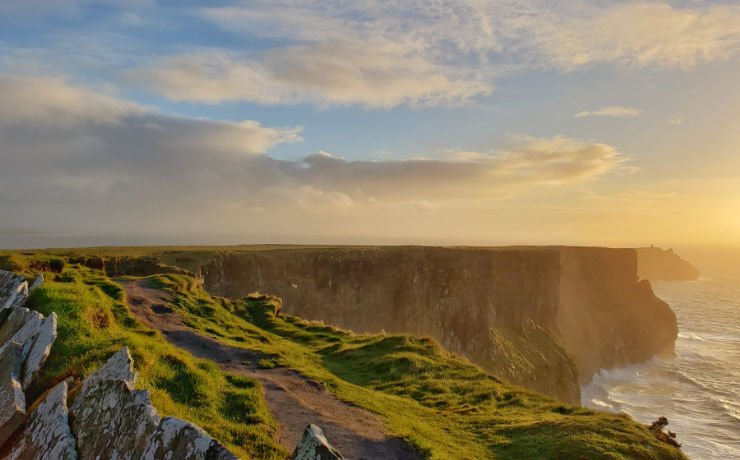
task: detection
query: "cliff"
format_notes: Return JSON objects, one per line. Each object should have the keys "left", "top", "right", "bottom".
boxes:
{"left": 636, "top": 247, "right": 700, "bottom": 281}
{"left": 199, "top": 246, "right": 679, "bottom": 403}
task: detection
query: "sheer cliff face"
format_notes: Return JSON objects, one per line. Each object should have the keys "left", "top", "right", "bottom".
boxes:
{"left": 200, "top": 246, "right": 678, "bottom": 404}
{"left": 557, "top": 248, "right": 678, "bottom": 383}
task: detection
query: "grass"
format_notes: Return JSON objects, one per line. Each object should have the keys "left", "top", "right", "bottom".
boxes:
{"left": 147, "top": 273, "right": 687, "bottom": 460}
{"left": 23, "top": 266, "right": 284, "bottom": 460}
{"left": 3, "top": 250, "right": 687, "bottom": 459}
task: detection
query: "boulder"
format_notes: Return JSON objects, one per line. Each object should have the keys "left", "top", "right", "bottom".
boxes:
{"left": 70, "top": 347, "right": 239, "bottom": 460}
{"left": 70, "top": 346, "right": 137, "bottom": 414}
{"left": 143, "top": 416, "right": 238, "bottom": 460}
{"left": 6, "top": 381, "right": 77, "bottom": 460}
{"left": 290, "top": 424, "right": 345, "bottom": 460}
{"left": 0, "top": 341, "right": 26, "bottom": 446}
{"left": 22, "top": 312, "right": 58, "bottom": 390}
{"left": 71, "top": 379, "right": 160, "bottom": 459}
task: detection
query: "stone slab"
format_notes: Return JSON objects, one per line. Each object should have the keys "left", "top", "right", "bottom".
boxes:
{"left": 290, "top": 424, "right": 345, "bottom": 460}
{"left": 6, "top": 381, "right": 77, "bottom": 460}
{"left": 22, "top": 312, "right": 57, "bottom": 390}
{"left": 0, "top": 341, "right": 26, "bottom": 446}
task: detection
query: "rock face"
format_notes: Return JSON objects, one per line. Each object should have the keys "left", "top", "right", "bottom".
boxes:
{"left": 70, "top": 347, "right": 239, "bottom": 460}
{"left": 290, "top": 424, "right": 344, "bottom": 460}
{"left": 22, "top": 312, "right": 57, "bottom": 390}
{"left": 200, "top": 246, "right": 679, "bottom": 403}
{"left": 636, "top": 247, "right": 700, "bottom": 281}
{"left": 6, "top": 381, "right": 77, "bottom": 460}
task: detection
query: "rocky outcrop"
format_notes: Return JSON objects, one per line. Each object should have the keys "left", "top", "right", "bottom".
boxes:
{"left": 1, "top": 271, "right": 28, "bottom": 311}
{"left": 290, "top": 424, "right": 344, "bottom": 460}
{"left": 0, "top": 270, "right": 241, "bottom": 459}
{"left": 199, "top": 246, "right": 679, "bottom": 403}
{"left": 636, "top": 247, "right": 700, "bottom": 281}
{"left": 70, "top": 347, "right": 238, "bottom": 460}
{"left": 5, "top": 381, "right": 77, "bottom": 460}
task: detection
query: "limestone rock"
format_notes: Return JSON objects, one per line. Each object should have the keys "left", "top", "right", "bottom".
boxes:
{"left": 0, "top": 309, "right": 43, "bottom": 361}
{"left": 70, "top": 346, "right": 137, "bottom": 414}
{"left": 72, "top": 379, "right": 160, "bottom": 459}
{"left": 0, "top": 307, "right": 39, "bottom": 346}
{"left": 143, "top": 416, "right": 238, "bottom": 460}
{"left": 290, "top": 424, "right": 344, "bottom": 460}
{"left": 29, "top": 273, "right": 44, "bottom": 292}
{"left": 0, "top": 341, "right": 26, "bottom": 446}
{"left": 22, "top": 312, "right": 58, "bottom": 390}
{"left": 6, "top": 381, "right": 77, "bottom": 460}
{"left": 0, "top": 271, "right": 27, "bottom": 310}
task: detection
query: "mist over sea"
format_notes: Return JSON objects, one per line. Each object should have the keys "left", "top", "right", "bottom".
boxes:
{"left": 582, "top": 262, "right": 740, "bottom": 459}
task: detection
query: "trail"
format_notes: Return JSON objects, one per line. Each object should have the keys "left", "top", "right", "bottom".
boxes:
{"left": 118, "top": 279, "right": 422, "bottom": 460}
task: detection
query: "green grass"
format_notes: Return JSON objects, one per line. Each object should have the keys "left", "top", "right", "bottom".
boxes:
{"left": 4, "top": 249, "right": 687, "bottom": 460}
{"left": 24, "top": 266, "right": 284, "bottom": 460}
{"left": 147, "top": 273, "right": 686, "bottom": 460}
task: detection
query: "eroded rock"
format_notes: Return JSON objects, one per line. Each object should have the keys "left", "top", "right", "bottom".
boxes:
{"left": 70, "top": 347, "right": 239, "bottom": 460}
{"left": 72, "top": 379, "right": 160, "bottom": 459}
{"left": 0, "top": 271, "right": 27, "bottom": 310}
{"left": 0, "top": 307, "right": 39, "bottom": 346}
{"left": 290, "top": 424, "right": 344, "bottom": 460}
{"left": 0, "top": 341, "right": 26, "bottom": 446}
{"left": 0, "top": 309, "right": 43, "bottom": 361}
{"left": 143, "top": 416, "right": 238, "bottom": 460}
{"left": 22, "top": 312, "right": 58, "bottom": 390}
{"left": 29, "top": 273, "right": 44, "bottom": 292}
{"left": 6, "top": 381, "right": 77, "bottom": 460}
{"left": 70, "top": 346, "right": 137, "bottom": 414}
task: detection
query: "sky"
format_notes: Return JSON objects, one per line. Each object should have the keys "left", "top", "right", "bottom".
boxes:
{"left": 1, "top": 0, "right": 739, "bottom": 249}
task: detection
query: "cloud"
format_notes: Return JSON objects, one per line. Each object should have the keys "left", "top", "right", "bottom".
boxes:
{"left": 133, "top": 41, "right": 490, "bottom": 107}
{"left": 573, "top": 106, "right": 641, "bottom": 118}
{"left": 668, "top": 116, "right": 684, "bottom": 125}
{"left": 0, "top": 75, "right": 627, "bottom": 237}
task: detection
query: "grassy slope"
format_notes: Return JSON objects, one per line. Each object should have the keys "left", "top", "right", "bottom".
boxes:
{"left": 2, "top": 250, "right": 686, "bottom": 459}
{"left": 18, "top": 264, "right": 285, "bottom": 460}
{"left": 151, "top": 273, "right": 686, "bottom": 460}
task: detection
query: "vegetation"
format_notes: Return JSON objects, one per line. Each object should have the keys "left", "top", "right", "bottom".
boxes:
{"left": 2, "top": 249, "right": 686, "bottom": 459}
{"left": 23, "top": 265, "right": 284, "bottom": 460}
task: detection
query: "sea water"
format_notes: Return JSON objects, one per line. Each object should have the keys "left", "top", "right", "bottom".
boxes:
{"left": 581, "top": 270, "right": 740, "bottom": 459}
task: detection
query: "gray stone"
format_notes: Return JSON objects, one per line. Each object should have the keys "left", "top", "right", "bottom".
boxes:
{"left": 22, "top": 312, "right": 58, "bottom": 390}
{"left": 290, "top": 424, "right": 345, "bottom": 460}
{"left": 0, "top": 271, "right": 26, "bottom": 310}
{"left": 143, "top": 416, "right": 239, "bottom": 460}
{"left": 0, "top": 307, "right": 37, "bottom": 345}
{"left": 6, "top": 381, "right": 77, "bottom": 460}
{"left": 70, "top": 346, "right": 137, "bottom": 414}
{"left": 0, "top": 310, "right": 43, "bottom": 362}
{"left": 71, "top": 379, "right": 160, "bottom": 460}
{"left": 0, "top": 341, "right": 26, "bottom": 446}
{"left": 29, "top": 273, "right": 44, "bottom": 292}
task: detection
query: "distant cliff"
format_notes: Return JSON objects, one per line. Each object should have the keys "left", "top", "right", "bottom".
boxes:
{"left": 636, "top": 247, "right": 700, "bottom": 281}
{"left": 198, "top": 246, "right": 678, "bottom": 404}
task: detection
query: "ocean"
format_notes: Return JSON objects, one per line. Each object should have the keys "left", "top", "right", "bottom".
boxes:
{"left": 582, "top": 266, "right": 740, "bottom": 459}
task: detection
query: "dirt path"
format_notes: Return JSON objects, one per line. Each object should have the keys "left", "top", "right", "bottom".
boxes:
{"left": 118, "top": 279, "right": 422, "bottom": 460}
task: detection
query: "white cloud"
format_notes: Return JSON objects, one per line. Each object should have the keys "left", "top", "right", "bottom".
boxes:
{"left": 134, "top": 40, "right": 490, "bottom": 107}
{"left": 0, "top": 75, "right": 627, "bottom": 236}
{"left": 668, "top": 116, "right": 684, "bottom": 125}
{"left": 573, "top": 106, "right": 642, "bottom": 118}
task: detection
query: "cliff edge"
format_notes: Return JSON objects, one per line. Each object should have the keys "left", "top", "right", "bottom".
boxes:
{"left": 199, "top": 246, "right": 679, "bottom": 404}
